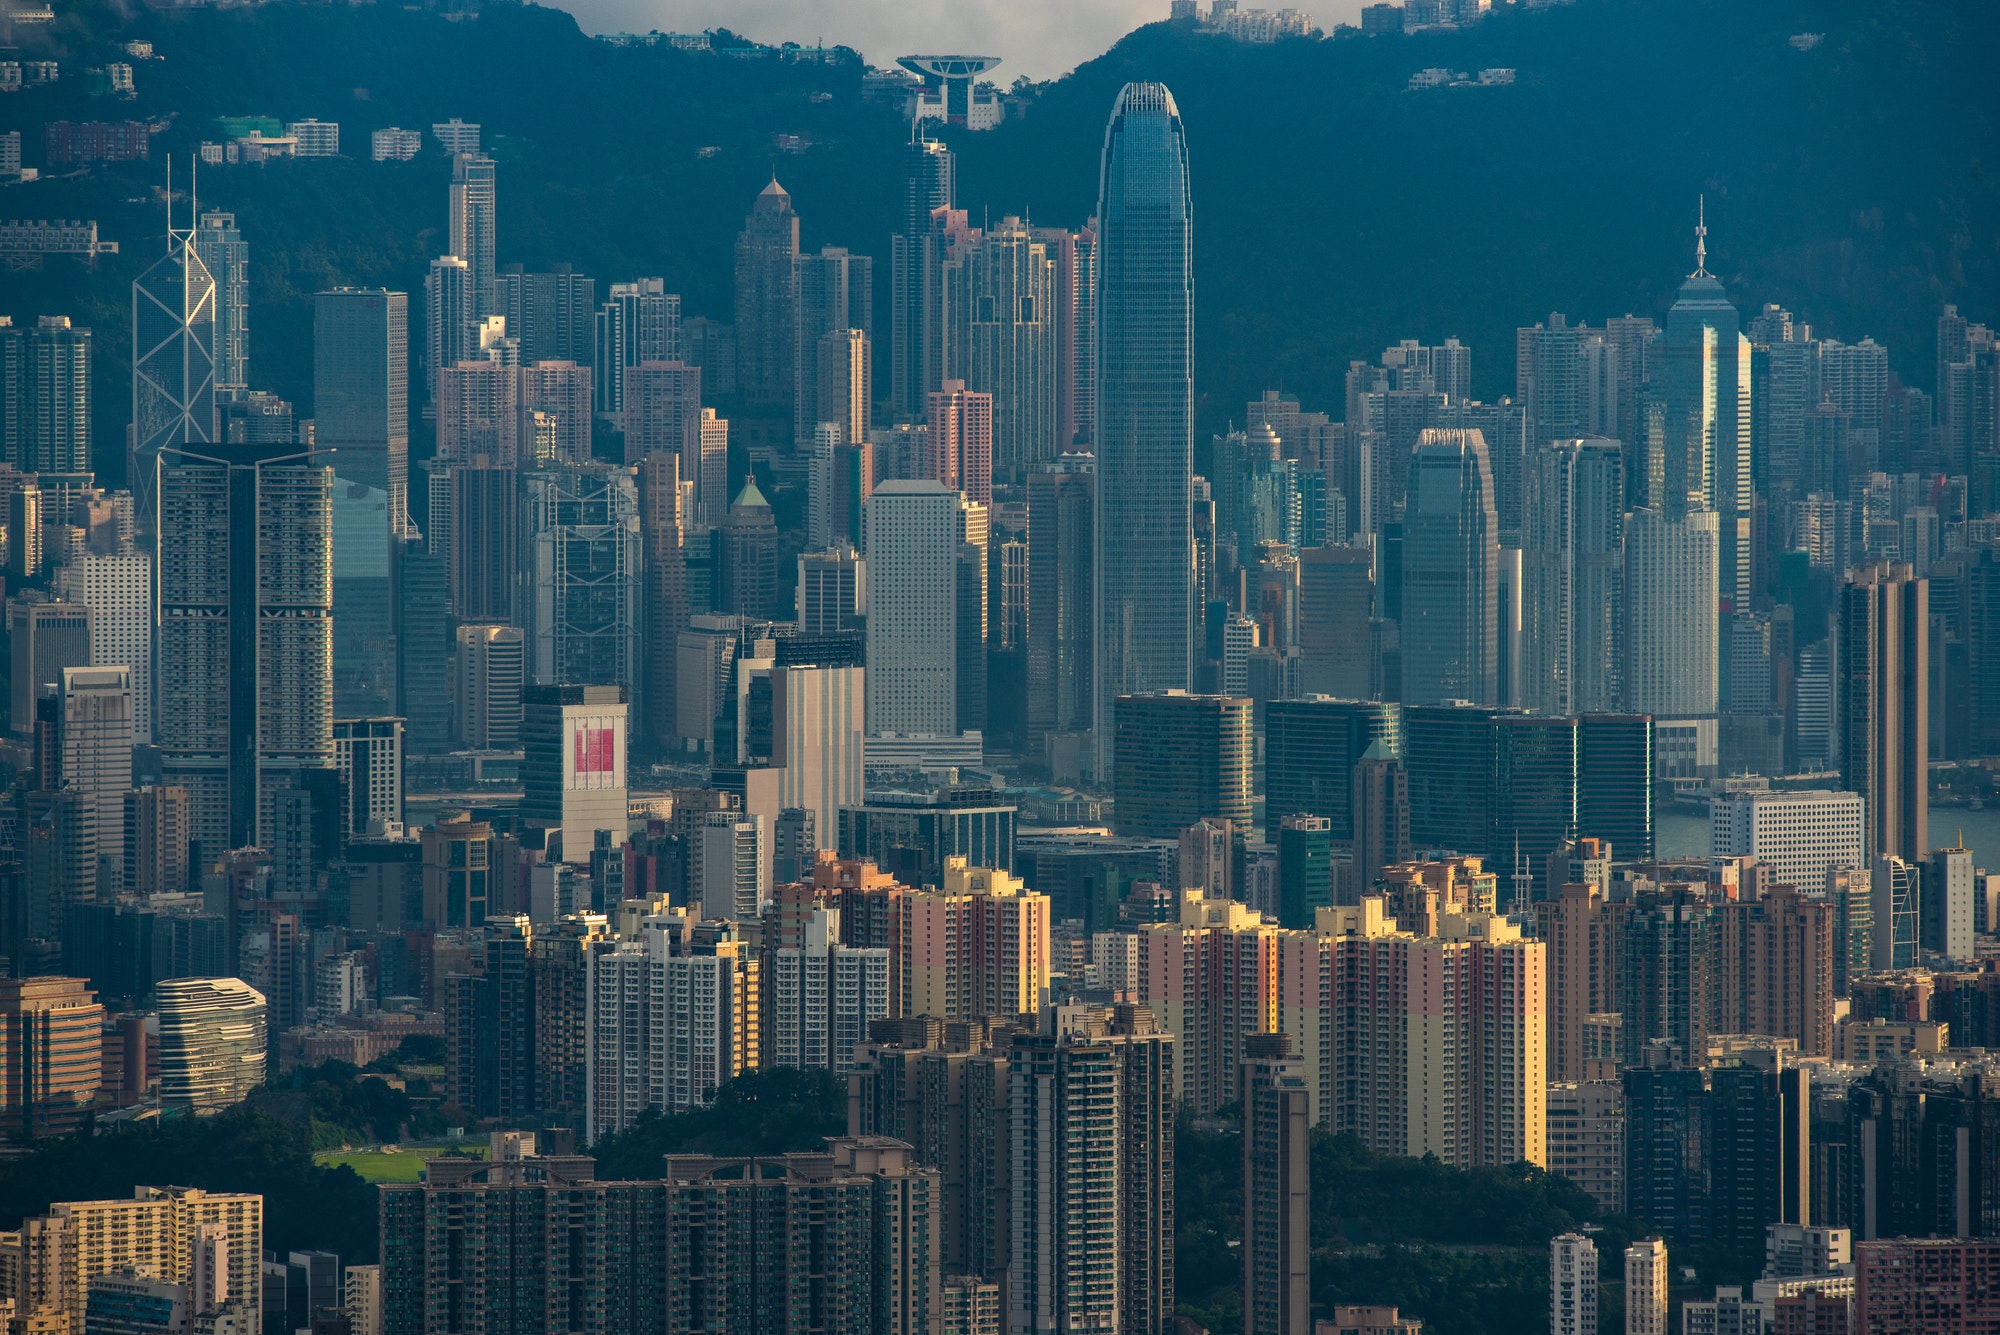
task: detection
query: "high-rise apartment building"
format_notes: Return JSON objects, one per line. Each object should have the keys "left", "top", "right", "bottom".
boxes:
{"left": 1241, "top": 1033, "right": 1310, "bottom": 1335}
{"left": 1841, "top": 562, "right": 1928, "bottom": 862}
{"left": 767, "top": 906, "right": 891, "bottom": 1072}
{"left": 4, "top": 1186, "right": 262, "bottom": 1328}
{"left": 0, "top": 976, "right": 104, "bottom": 1137}
{"left": 734, "top": 178, "right": 799, "bottom": 407}
{"left": 193, "top": 211, "right": 247, "bottom": 392}
{"left": 58, "top": 665, "right": 132, "bottom": 887}
{"left": 1096, "top": 82, "right": 1195, "bottom": 772}
{"left": 867, "top": 480, "right": 961, "bottom": 740}
{"left": 945, "top": 215, "right": 1057, "bottom": 480}
{"left": 488, "top": 264, "right": 594, "bottom": 365}
{"left": 1033, "top": 221, "right": 1098, "bottom": 452}
{"left": 1854, "top": 1238, "right": 2000, "bottom": 1334}
{"left": 155, "top": 978, "right": 267, "bottom": 1111}
{"left": 315, "top": 288, "right": 410, "bottom": 530}
{"left": 926, "top": 379, "right": 995, "bottom": 505}
{"left": 28, "top": 316, "right": 91, "bottom": 473}
{"left": 1136, "top": 893, "right": 1277, "bottom": 1113}
{"left": 793, "top": 246, "right": 872, "bottom": 445}
{"left": 891, "top": 136, "right": 956, "bottom": 420}
{"left": 1550, "top": 1233, "right": 1598, "bottom": 1335}
{"left": 455, "top": 624, "right": 524, "bottom": 750}
{"left": 815, "top": 329, "right": 871, "bottom": 448}
{"left": 900, "top": 857, "right": 1049, "bottom": 1020}
{"left": 1110, "top": 691, "right": 1252, "bottom": 839}
{"left": 333, "top": 717, "right": 404, "bottom": 836}
{"left": 593, "top": 278, "right": 681, "bottom": 418}
{"left": 157, "top": 434, "right": 333, "bottom": 857}
{"left": 447, "top": 153, "right": 496, "bottom": 315}
{"left": 1625, "top": 1239, "right": 1668, "bottom": 1335}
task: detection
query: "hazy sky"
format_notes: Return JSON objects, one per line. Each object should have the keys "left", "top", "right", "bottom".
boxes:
{"left": 549, "top": 0, "right": 1367, "bottom": 80}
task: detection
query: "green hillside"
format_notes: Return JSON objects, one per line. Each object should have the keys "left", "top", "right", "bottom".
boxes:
{"left": 2, "top": 0, "right": 1996, "bottom": 480}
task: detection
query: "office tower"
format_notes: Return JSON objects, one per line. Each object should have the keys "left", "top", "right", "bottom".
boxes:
{"left": 448, "top": 153, "right": 496, "bottom": 315}
{"left": 867, "top": 480, "right": 961, "bottom": 739}
{"left": 456, "top": 624, "right": 524, "bottom": 750}
{"left": 957, "top": 498, "right": 991, "bottom": 737}
{"left": 699, "top": 813, "right": 765, "bottom": 921}
{"left": 1240, "top": 1034, "right": 1309, "bottom": 1335}
{"left": 1524, "top": 438, "right": 1623, "bottom": 716}
{"left": 1841, "top": 562, "right": 1928, "bottom": 862}
{"left": 1925, "top": 840, "right": 1975, "bottom": 962}
{"left": 315, "top": 289, "right": 411, "bottom": 530}
{"left": 1550, "top": 1233, "right": 1597, "bottom": 1335}
{"left": 798, "top": 544, "right": 865, "bottom": 636}
{"left": 771, "top": 664, "right": 865, "bottom": 848}
{"left": 892, "top": 136, "right": 956, "bottom": 419}
{"left": 1400, "top": 428, "right": 1499, "bottom": 707}
{"left": 1025, "top": 454, "right": 1094, "bottom": 745}
{"left": 443, "top": 917, "right": 536, "bottom": 1121}
{"left": 28, "top": 316, "right": 91, "bottom": 473}
{"left": 124, "top": 785, "right": 189, "bottom": 895}
{"left": 1297, "top": 546, "right": 1373, "bottom": 698}
{"left": 420, "top": 814, "right": 492, "bottom": 928}
{"left": 155, "top": 978, "right": 266, "bottom": 1110}
{"left": 900, "top": 858, "right": 1049, "bottom": 1019}
{"left": 1709, "top": 789, "right": 1864, "bottom": 893}
{"left": 1033, "top": 221, "right": 1098, "bottom": 452}
{"left": 438, "top": 458, "right": 514, "bottom": 621}
{"left": 423, "top": 255, "right": 474, "bottom": 397}
{"left": 332, "top": 717, "right": 402, "bottom": 835}
{"left": 0, "top": 318, "right": 20, "bottom": 467}
{"left": 1264, "top": 697, "right": 1401, "bottom": 837}
{"left": 1351, "top": 742, "right": 1411, "bottom": 890}
{"left": 157, "top": 433, "right": 333, "bottom": 858}
{"left": 1622, "top": 1239, "right": 1668, "bottom": 1335}
{"left": 1110, "top": 691, "right": 1252, "bottom": 838}
{"left": 131, "top": 215, "right": 217, "bottom": 530}
{"left": 192, "top": 211, "right": 247, "bottom": 392}
{"left": 330, "top": 474, "right": 398, "bottom": 718}
{"left": 1006, "top": 1006, "right": 1174, "bottom": 1335}
{"left": 768, "top": 906, "right": 890, "bottom": 1071}
{"left": 637, "top": 452, "right": 688, "bottom": 750}
{"left": 716, "top": 477, "right": 779, "bottom": 619}
{"left": 1623, "top": 506, "right": 1720, "bottom": 773}
{"left": 794, "top": 246, "right": 872, "bottom": 444}
{"left": 1096, "top": 82, "right": 1195, "bottom": 774}
{"left": 7, "top": 483, "right": 43, "bottom": 583}
{"left": 926, "top": 380, "right": 995, "bottom": 506}
{"left": 945, "top": 215, "right": 1057, "bottom": 479}
{"left": 1655, "top": 212, "right": 1751, "bottom": 612}
{"left": 816, "top": 329, "right": 871, "bottom": 447}
{"left": 58, "top": 665, "right": 132, "bottom": 886}
{"left": 522, "top": 685, "right": 627, "bottom": 865}
{"left": 521, "top": 462, "right": 642, "bottom": 700}
{"left": 594, "top": 278, "right": 681, "bottom": 419}
{"left": 398, "top": 541, "right": 450, "bottom": 755}
{"left": 1276, "top": 815, "right": 1332, "bottom": 929}
{"left": 0, "top": 977, "right": 103, "bottom": 1137}
{"left": 734, "top": 177, "right": 799, "bottom": 407}
{"left": 487, "top": 264, "right": 594, "bottom": 365}
{"left": 51, "top": 553, "right": 154, "bottom": 741}
{"left": 8, "top": 599, "right": 88, "bottom": 738}
{"left": 1577, "top": 714, "right": 1654, "bottom": 860}
{"left": 1870, "top": 854, "right": 1919, "bottom": 970}
{"left": 839, "top": 789, "right": 1017, "bottom": 889}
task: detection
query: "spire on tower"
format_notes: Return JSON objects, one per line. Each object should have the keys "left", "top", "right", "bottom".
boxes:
{"left": 1692, "top": 195, "right": 1709, "bottom": 278}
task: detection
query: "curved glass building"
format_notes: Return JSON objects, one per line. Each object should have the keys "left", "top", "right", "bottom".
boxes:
{"left": 157, "top": 977, "right": 267, "bottom": 1111}
{"left": 1095, "top": 82, "right": 1194, "bottom": 769}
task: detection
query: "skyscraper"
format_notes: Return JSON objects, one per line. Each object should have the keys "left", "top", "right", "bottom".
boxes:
{"left": 636, "top": 452, "right": 687, "bottom": 750}
{"left": 1625, "top": 1239, "right": 1668, "bottom": 1335}
{"left": 892, "top": 136, "right": 955, "bottom": 420}
{"left": 866, "top": 480, "right": 961, "bottom": 740}
{"left": 1623, "top": 506, "right": 1720, "bottom": 775}
{"left": 793, "top": 246, "right": 872, "bottom": 445}
{"left": 58, "top": 666, "right": 132, "bottom": 890}
{"left": 28, "top": 316, "right": 91, "bottom": 473}
{"left": 1841, "top": 562, "right": 1928, "bottom": 862}
{"left": 1241, "top": 1033, "right": 1310, "bottom": 1335}
{"left": 946, "top": 215, "right": 1057, "bottom": 480}
{"left": 1654, "top": 208, "right": 1751, "bottom": 617}
{"left": 1524, "top": 438, "right": 1624, "bottom": 716}
{"left": 1026, "top": 454, "right": 1095, "bottom": 745}
{"left": 52, "top": 553, "right": 154, "bottom": 741}
{"left": 1110, "top": 691, "right": 1253, "bottom": 839}
{"left": 157, "top": 434, "right": 333, "bottom": 857}
{"left": 314, "top": 289, "right": 411, "bottom": 532}
{"left": 815, "top": 329, "right": 871, "bottom": 447}
{"left": 131, "top": 218, "right": 217, "bottom": 530}
{"left": 594, "top": 278, "right": 681, "bottom": 419}
{"left": 926, "top": 379, "right": 995, "bottom": 505}
{"left": 734, "top": 178, "right": 799, "bottom": 408}
{"left": 1400, "top": 428, "right": 1499, "bottom": 707}
{"left": 192, "top": 211, "right": 247, "bottom": 393}
{"left": 1096, "top": 82, "right": 1195, "bottom": 771}
{"left": 520, "top": 462, "right": 642, "bottom": 702}
{"left": 1550, "top": 1234, "right": 1598, "bottom": 1335}
{"left": 155, "top": 978, "right": 267, "bottom": 1111}
{"left": 448, "top": 153, "right": 497, "bottom": 317}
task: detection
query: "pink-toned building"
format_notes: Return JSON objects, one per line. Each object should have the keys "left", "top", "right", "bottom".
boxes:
{"left": 926, "top": 379, "right": 995, "bottom": 506}
{"left": 899, "top": 857, "right": 1048, "bottom": 1021}
{"left": 1136, "top": 892, "right": 1280, "bottom": 1114}
{"left": 1856, "top": 1238, "right": 2000, "bottom": 1333}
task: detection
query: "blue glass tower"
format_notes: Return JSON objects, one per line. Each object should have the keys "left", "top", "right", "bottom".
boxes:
{"left": 1095, "top": 82, "right": 1194, "bottom": 769}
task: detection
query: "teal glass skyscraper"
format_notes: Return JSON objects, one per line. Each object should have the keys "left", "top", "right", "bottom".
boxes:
{"left": 1095, "top": 82, "right": 1193, "bottom": 768}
